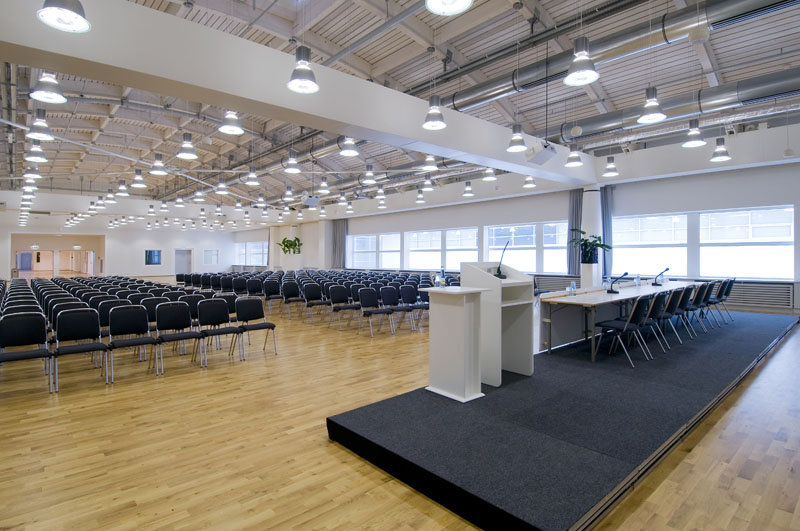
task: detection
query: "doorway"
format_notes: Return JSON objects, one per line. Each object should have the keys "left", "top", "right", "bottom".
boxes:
{"left": 16, "top": 252, "right": 33, "bottom": 271}
{"left": 174, "top": 249, "right": 192, "bottom": 275}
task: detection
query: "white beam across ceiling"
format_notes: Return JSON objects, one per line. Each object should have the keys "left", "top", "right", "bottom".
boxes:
{"left": 0, "top": 0, "right": 592, "bottom": 185}
{"left": 672, "top": 0, "right": 722, "bottom": 87}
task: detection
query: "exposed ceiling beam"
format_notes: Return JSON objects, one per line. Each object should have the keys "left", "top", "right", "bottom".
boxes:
{"left": 672, "top": 0, "right": 722, "bottom": 87}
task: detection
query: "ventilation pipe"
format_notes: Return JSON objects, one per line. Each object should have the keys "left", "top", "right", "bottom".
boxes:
{"left": 536, "top": 66, "right": 800, "bottom": 142}
{"left": 444, "top": 0, "right": 796, "bottom": 112}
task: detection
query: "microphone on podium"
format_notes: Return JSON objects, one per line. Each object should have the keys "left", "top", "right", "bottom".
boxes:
{"left": 652, "top": 267, "right": 670, "bottom": 286}
{"left": 494, "top": 241, "right": 509, "bottom": 279}
{"left": 607, "top": 272, "right": 628, "bottom": 294}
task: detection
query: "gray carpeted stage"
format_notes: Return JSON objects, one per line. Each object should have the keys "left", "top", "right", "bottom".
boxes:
{"left": 327, "top": 312, "right": 798, "bottom": 531}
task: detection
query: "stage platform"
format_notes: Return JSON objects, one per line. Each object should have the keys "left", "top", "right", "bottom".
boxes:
{"left": 328, "top": 312, "right": 798, "bottom": 530}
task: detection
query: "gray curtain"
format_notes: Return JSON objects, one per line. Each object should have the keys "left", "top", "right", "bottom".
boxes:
{"left": 331, "top": 218, "right": 348, "bottom": 269}
{"left": 567, "top": 188, "right": 583, "bottom": 276}
{"left": 601, "top": 186, "right": 614, "bottom": 278}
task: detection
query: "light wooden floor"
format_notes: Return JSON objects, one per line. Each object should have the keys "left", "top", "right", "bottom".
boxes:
{"left": 0, "top": 304, "right": 798, "bottom": 530}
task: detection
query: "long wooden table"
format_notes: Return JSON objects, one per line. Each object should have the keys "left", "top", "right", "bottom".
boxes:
{"left": 539, "top": 280, "right": 696, "bottom": 362}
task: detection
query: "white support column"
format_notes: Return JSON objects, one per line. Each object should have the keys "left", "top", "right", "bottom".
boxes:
{"left": 687, "top": 213, "right": 700, "bottom": 278}
{"left": 581, "top": 185, "right": 603, "bottom": 287}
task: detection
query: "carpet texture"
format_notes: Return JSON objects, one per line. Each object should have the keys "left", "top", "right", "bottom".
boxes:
{"left": 328, "top": 312, "right": 798, "bottom": 531}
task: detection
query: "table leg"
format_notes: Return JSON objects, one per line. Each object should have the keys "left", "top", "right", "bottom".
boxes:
{"left": 547, "top": 302, "right": 553, "bottom": 355}
{"left": 590, "top": 306, "right": 597, "bottom": 363}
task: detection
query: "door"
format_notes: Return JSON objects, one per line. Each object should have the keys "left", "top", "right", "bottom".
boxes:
{"left": 174, "top": 249, "right": 192, "bottom": 274}
{"left": 17, "top": 252, "right": 33, "bottom": 271}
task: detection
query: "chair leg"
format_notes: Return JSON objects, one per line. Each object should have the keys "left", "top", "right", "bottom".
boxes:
{"left": 668, "top": 318, "right": 683, "bottom": 345}
{"left": 633, "top": 330, "right": 652, "bottom": 360}
{"left": 649, "top": 325, "right": 666, "bottom": 353}
{"left": 615, "top": 335, "right": 635, "bottom": 368}
{"left": 54, "top": 357, "right": 59, "bottom": 392}
{"left": 272, "top": 330, "right": 278, "bottom": 355}
{"left": 721, "top": 301, "right": 734, "bottom": 321}
{"left": 368, "top": 316, "right": 374, "bottom": 337}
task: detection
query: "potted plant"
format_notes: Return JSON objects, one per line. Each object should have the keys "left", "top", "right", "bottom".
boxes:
{"left": 278, "top": 236, "right": 303, "bottom": 255}
{"left": 568, "top": 229, "right": 611, "bottom": 264}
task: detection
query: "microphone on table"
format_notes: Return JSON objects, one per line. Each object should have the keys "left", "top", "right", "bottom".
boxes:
{"left": 607, "top": 272, "right": 628, "bottom": 294}
{"left": 651, "top": 267, "right": 670, "bottom": 287}
{"left": 494, "top": 241, "right": 509, "bottom": 279}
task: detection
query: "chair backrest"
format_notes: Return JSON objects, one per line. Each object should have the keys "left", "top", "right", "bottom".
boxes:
{"left": 191, "top": 273, "right": 202, "bottom": 287}
{"left": 201, "top": 274, "right": 212, "bottom": 289}
{"left": 127, "top": 293, "right": 150, "bottom": 305}
{"left": 176, "top": 273, "right": 185, "bottom": 284}
{"left": 79, "top": 291, "right": 104, "bottom": 303}
{"left": 51, "top": 301, "right": 88, "bottom": 326}
{"left": 677, "top": 286, "right": 694, "bottom": 310}
{"left": 629, "top": 295, "right": 652, "bottom": 327}
{"left": 0, "top": 312, "right": 47, "bottom": 348}
{"left": 213, "top": 293, "right": 237, "bottom": 314}
{"left": 247, "top": 279, "right": 263, "bottom": 295}
{"left": 164, "top": 291, "right": 185, "bottom": 302}
{"left": 232, "top": 277, "right": 247, "bottom": 292}
{"left": 178, "top": 294, "right": 204, "bottom": 319}
{"left": 648, "top": 291, "right": 669, "bottom": 320}
{"left": 116, "top": 290, "right": 137, "bottom": 300}
{"left": 56, "top": 308, "right": 101, "bottom": 342}
{"left": 399, "top": 285, "right": 418, "bottom": 305}
{"left": 358, "top": 287, "right": 380, "bottom": 309}
{"left": 282, "top": 281, "right": 300, "bottom": 299}
{"left": 303, "top": 283, "right": 322, "bottom": 302}
{"left": 714, "top": 279, "right": 728, "bottom": 299}
{"left": 263, "top": 280, "right": 280, "bottom": 296}
{"left": 235, "top": 296, "right": 266, "bottom": 323}
{"left": 724, "top": 278, "right": 735, "bottom": 298}
{"left": 702, "top": 282, "right": 716, "bottom": 305}
{"left": 692, "top": 283, "right": 710, "bottom": 305}
{"left": 3, "top": 298, "right": 38, "bottom": 308}
{"left": 3, "top": 304, "right": 43, "bottom": 315}
{"left": 149, "top": 288, "right": 169, "bottom": 298}
{"left": 351, "top": 284, "right": 366, "bottom": 302}
{"left": 109, "top": 305, "right": 149, "bottom": 337}
{"left": 156, "top": 301, "right": 192, "bottom": 332}
{"left": 98, "top": 299, "right": 131, "bottom": 327}
{"left": 198, "top": 298, "right": 231, "bottom": 327}
{"left": 88, "top": 294, "right": 116, "bottom": 310}
{"left": 138, "top": 286, "right": 153, "bottom": 293}
{"left": 329, "top": 285, "right": 349, "bottom": 305}
{"left": 663, "top": 289, "right": 682, "bottom": 315}
{"left": 380, "top": 286, "right": 400, "bottom": 306}
{"left": 142, "top": 297, "right": 170, "bottom": 323}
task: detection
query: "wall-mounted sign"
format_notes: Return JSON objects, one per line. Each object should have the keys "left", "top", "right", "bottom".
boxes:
{"left": 73, "top": 245, "right": 82, "bottom": 250}
{"left": 30, "top": 244, "right": 40, "bottom": 250}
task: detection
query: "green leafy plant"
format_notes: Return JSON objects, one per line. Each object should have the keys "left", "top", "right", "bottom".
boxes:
{"left": 278, "top": 236, "right": 302, "bottom": 255}
{"left": 568, "top": 229, "right": 611, "bottom": 264}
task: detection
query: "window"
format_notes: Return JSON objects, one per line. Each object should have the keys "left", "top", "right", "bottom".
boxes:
{"left": 235, "top": 242, "right": 247, "bottom": 265}
{"left": 144, "top": 250, "right": 161, "bottom": 265}
{"left": 203, "top": 249, "right": 219, "bottom": 265}
{"left": 445, "top": 228, "right": 478, "bottom": 271}
{"left": 347, "top": 235, "right": 377, "bottom": 269}
{"left": 487, "top": 224, "right": 536, "bottom": 273}
{"left": 699, "top": 207, "right": 793, "bottom": 279}
{"left": 612, "top": 215, "right": 688, "bottom": 276}
{"left": 406, "top": 231, "right": 442, "bottom": 270}
{"left": 247, "top": 241, "right": 268, "bottom": 266}
{"left": 542, "top": 222, "right": 568, "bottom": 273}
{"left": 379, "top": 233, "right": 401, "bottom": 269}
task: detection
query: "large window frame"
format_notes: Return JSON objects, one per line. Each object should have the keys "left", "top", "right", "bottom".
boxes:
{"left": 346, "top": 232, "right": 401, "bottom": 270}
{"left": 612, "top": 214, "right": 689, "bottom": 277}
{"left": 234, "top": 241, "right": 269, "bottom": 266}
{"left": 445, "top": 227, "right": 479, "bottom": 271}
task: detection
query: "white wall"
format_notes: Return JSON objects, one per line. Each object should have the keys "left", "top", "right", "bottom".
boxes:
{"left": 105, "top": 228, "right": 236, "bottom": 277}
{"left": 268, "top": 222, "right": 325, "bottom": 270}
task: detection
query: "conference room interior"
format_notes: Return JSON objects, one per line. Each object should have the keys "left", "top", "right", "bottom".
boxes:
{"left": 1, "top": 0, "right": 800, "bottom": 529}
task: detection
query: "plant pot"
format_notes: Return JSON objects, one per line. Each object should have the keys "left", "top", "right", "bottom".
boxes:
{"left": 580, "top": 247, "right": 598, "bottom": 264}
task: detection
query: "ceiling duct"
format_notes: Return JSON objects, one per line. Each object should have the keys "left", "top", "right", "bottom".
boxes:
{"left": 444, "top": 0, "right": 794, "bottom": 113}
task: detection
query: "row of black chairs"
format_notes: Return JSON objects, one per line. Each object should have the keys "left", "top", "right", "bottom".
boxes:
{"left": 596, "top": 279, "right": 735, "bottom": 367}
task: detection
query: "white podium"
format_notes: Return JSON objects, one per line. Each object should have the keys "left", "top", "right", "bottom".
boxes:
{"left": 421, "top": 287, "right": 487, "bottom": 403}
{"left": 460, "top": 262, "right": 535, "bottom": 387}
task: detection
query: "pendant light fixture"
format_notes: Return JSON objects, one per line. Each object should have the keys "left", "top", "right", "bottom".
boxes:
{"left": 22, "top": 179, "right": 38, "bottom": 192}
{"left": 31, "top": 72, "right": 68, "bottom": 105}
{"left": 244, "top": 167, "right": 259, "bottom": 186}
{"left": 507, "top": 124, "right": 527, "bottom": 153}
{"left": 149, "top": 153, "right": 168, "bottom": 175}
{"left": 565, "top": 144, "right": 583, "bottom": 167}
{"left": 278, "top": 213, "right": 285, "bottom": 223}
{"left": 422, "top": 176, "right": 434, "bottom": 192}
{"left": 601, "top": 156, "right": 619, "bottom": 177}
{"left": 319, "top": 176, "right": 330, "bottom": 194}
{"left": 709, "top": 138, "right": 732, "bottom": 162}
{"left": 425, "top": 0, "right": 473, "bottom": 16}
{"left": 637, "top": 87, "right": 667, "bottom": 124}
{"left": 105, "top": 189, "right": 117, "bottom": 204}
{"left": 160, "top": 200, "right": 169, "bottom": 213}
{"left": 377, "top": 199, "right": 387, "bottom": 209}
{"left": 261, "top": 208, "right": 269, "bottom": 219}
{"left": 24, "top": 166, "right": 41, "bottom": 179}
{"left": 25, "top": 140, "right": 48, "bottom": 163}
{"left": 421, "top": 155, "right": 438, "bottom": 171}
{"left": 319, "top": 206, "right": 327, "bottom": 217}
{"left": 297, "top": 209, "right": 304, "bottom": 220}
{"left": 287, "top": 45, "right": 319, "bottom": 94}
{"left": 422, "top": 95, "right": 447, "bottom": 130}
{"left": 462, "top": 181, "right": 475, "bottom": 197}
{"left": 37, "top": 0, "right": 91, "bottom": 33}
{"left": 116, "top": 180, "right": 129, "bottom": 197}
{"left": 337, "top": 193, "right": 347, "bottom": 206}
{"left": 482, "top": 168, "right": 496, "bottom": 182}
{"left": 376, "top": 186, "right": 386, "bottom": 200}
{"left": 218, "top": 111, "right": 244, "bottom": 136}
{"left": 415, "top": 189, "right": 426, "bottom": 204}
{"left": 256, "top": 194, "right": 266, "bottom": 208}
{"left": 131, "top": 169, "right": 147, "bottom": 188}
{"left": 284, "top": 154, "right": 301, "bottom": 174}
{"left": 26, "top": 109, "right": 54, "bottom": 141}
{"left": 283, "top": 186, "right": 294, "bottom": 201}
{"left": 215, "top": 204, "right": 223, "bottom": 216}
{"left": 339, "top": 137, "right": 359, "bottom": 157}
{"left": 681, "top": 119, "right": 706, "bottom": 148}
{"left": 198, "top": 208, "right": 207, "bottom": 219}
{"left": 148, "top": 205, "right": 155, "bottom": 216}
{"left": 563, "top": 37, "right": 599, "bottom": 87}
{"left": 345, "top": 201, "right": 354, "bottom": 214}
{"left": 177, "top": 133, "right": 198, "bottom": 160}
{"left": 193, "top": 189, "right": 205, "bottom": 202}
{"left": 234, "top": 200, "right": 243, "bottom": 211}
{"left": 362, "top": 165, "right": 376, "bottom": 185}
{"left": 175, "top": 196, "right": 185, "bottom": 208}
{"left": 215, "top": 179, "right": 228, "bottom": 195}
{"left": 523, "top": 176, "right": 537, "bottom": 189}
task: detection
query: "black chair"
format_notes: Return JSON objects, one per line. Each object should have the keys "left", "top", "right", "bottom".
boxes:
{"left": 262, "top": 280, "right": 282, "bottom": 313}
{"left": 154, "top": 302, "right": 203, "bottom": 375}
{"left": 164, "top": 291, "right": 185, "bottom": 302}
{"left": 0, "top": 312, "right": 54, "bottom": 392}
{"left": 672, "top": 286, "right": 698, "bottom": 339}
{"left": 246, "top": 278, "right": 264, "bottom": 297}
{"left": 235, "top": 297, "right": 277, "bottom": 355}
{"left": 88, "top": 294, "right": 116, "bottom": 311}
{"left": 281, "top": 281, "right": 304, "bottom": 319}
{"left": 176, "top": 273, "right": 185, "bottom": 286}
{"left": 128, "top": 293, "right": 150, "bottom": 305}
{"left": 53, "top": 308, "right": 109, "bottom": 388}
{"left": 141, "top": 297, "right": 170, "bottom": 332}
{"left": 380, "top": 286, "right": 415, "bottom": 331}
{"left": 50, "top": 301, "right": 89, "bottom": 334}
{"left": 358, "top": 288, "right": 394, "bottom": 337}
{"left": 198, "top": 299, "right": 242, "bottom": 364}
{"left": 595, "top": 295, "right": 653, "bottom": 368}
{"left": 686, "top": 283, "right": 714, "bottom": 333}
{"left": 3, "top": 304, "right": 44, "bottom": 315}
{"left": 213, "top": 293, "right": 238, "bottom": 315}
{"left": 642, "top": 290, "right": 671, "bottom": 353}
{"left": 328, "top": 285, "right": 360, "bottom": 330}
{"left": 179, "top": 294, "right": 204, "bottom": 330}
{"left": 108, "top": 305, "right": 159, "bottom": 371}
{"left": 220, "top": 276, "right": 234, "bottom": 293}
{"left": 659, "top": 289, "right": 685, "bottom": 345}
{"left": 149, "top": 288, "right": 170, "bottom": 298}
{"left": 232, "top": 277, "right": 247, "bottom": 295}
{"left": 303, "top": 284, "right": 328, "bottom": 323}
{"left": 98, "top": 299, "right": 132, "bottom": 336}
{"left": 707, "top": 279, "right": 733, "bottom": 324}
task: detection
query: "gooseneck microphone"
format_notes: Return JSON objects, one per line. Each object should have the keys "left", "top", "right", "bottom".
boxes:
{"left": 607, "top": 272, "right": 628, "bottom": 294}
{"left": 652, "top": 267, "right": 670, "bottom": 287}
{"left": 495, "top": 241, "right": 509, "bottom": 279}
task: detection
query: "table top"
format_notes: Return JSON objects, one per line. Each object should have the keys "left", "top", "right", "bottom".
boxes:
{"left": 540, "top": 280, "right": 695, "bottom": 307}
{"left": 421, "top": 287, "right": 489, "bottom": 295}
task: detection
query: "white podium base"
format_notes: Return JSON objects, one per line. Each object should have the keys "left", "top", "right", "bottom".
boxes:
{"left": 426, "top": 386, "right": 485, "bottom": 403}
